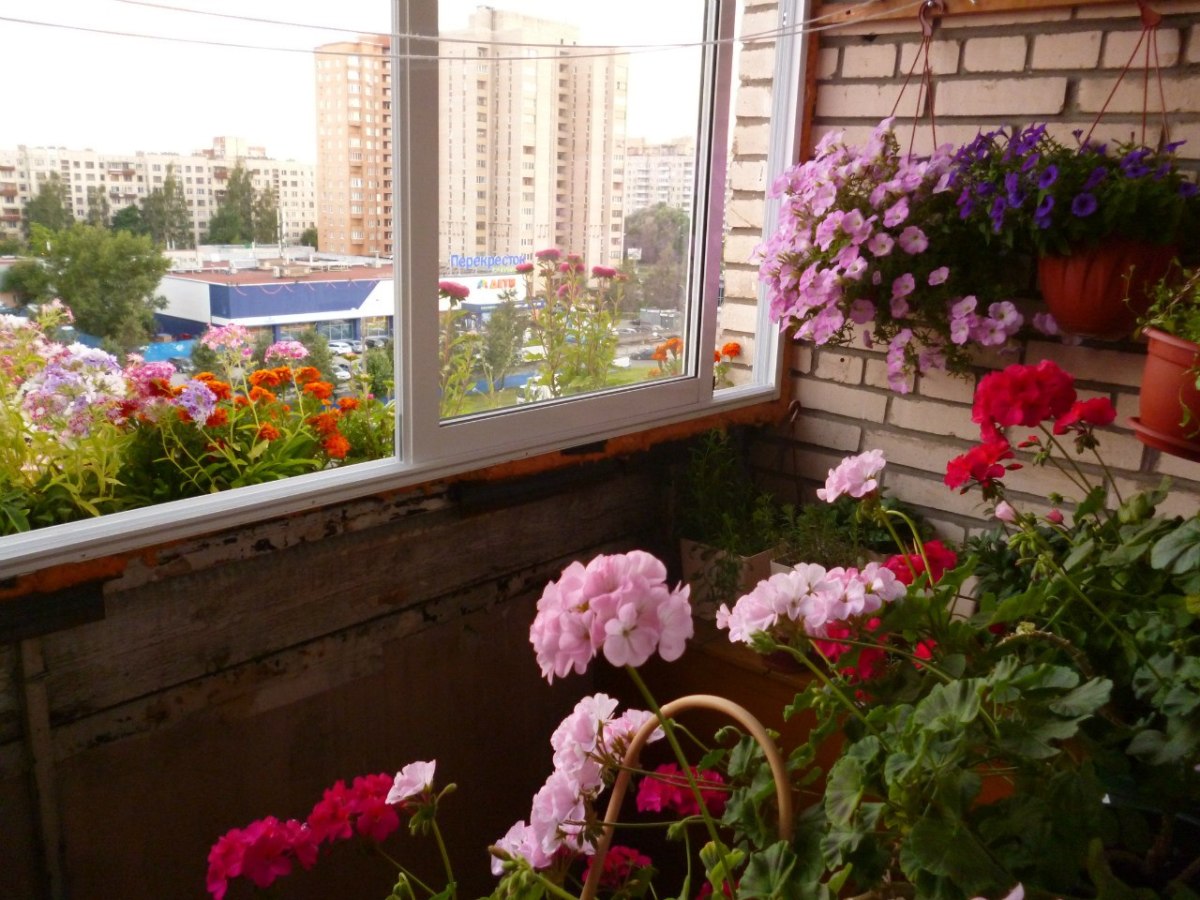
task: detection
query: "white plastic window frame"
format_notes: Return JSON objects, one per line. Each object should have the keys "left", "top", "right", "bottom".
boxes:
{"left": 0, "top": 0, "right": 805, "bottom": 578}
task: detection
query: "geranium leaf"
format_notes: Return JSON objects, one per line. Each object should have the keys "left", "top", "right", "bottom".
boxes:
{"left": 898, "top": 816, "right": 1006, "bottom": 894}
{"left": 737, "top": 842, "right": 802, "bottom": 900}
{"left": 1048, "top": 677, "right": 1112, "bottom": 717}
{"left": 914, "top": 679, "right": 982, "bottom": 728}
{"left": 1150, "top": 518, "right": 1200, "bottom": 574}
{"left": 824, "top": 756, "right": 864, "bottom": 827}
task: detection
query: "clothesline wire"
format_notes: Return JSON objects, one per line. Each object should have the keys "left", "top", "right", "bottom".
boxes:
{"left": 4, "top": 0, "right": 927, "bottom": 64}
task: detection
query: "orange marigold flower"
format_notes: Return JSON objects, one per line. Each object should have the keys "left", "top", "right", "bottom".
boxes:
{"left": 273, "top": 365, "right": 294, "bottom": 383}
{"left": 337, "top": 397, "right": 360, "bottom": 411}
{"left": 295, "top": 366, "right": 321, "bottom": 385}
{"left": 303, "top": 381, "right": 334, "bottom": 402}
{"left": 721, "top": 341, "right": 742, "bottom": 358}
{"left": 651, "top": 347, "right": 668, "bottom": 362}
{"left": 205, "top": 408, "right": 229, "bottom": 428}
{"left": 309, "top": 410, "right": 342, "bottom": 435}
{"left": 256, "top": 424, "right": 281, "bottom": 442}
{"left": 666, "top": 337, "right": 684, "bottom": 353}
{"left": 234, "top": 395, "right": 251, "bottom": 407}
{"left": 248, "top": 386, "right": 278, "bottom": 404}
{"left": 196, "top": 375, "right": 233, "bottom": 401}
{"left": 249, "top": 369, "right": 282, "bottom": 388}
{"left": 713, "top": 350, "right": 722, "bottom": 363}
{"left": 148, "top": 378, "right": 176, "bottom": 398}
{"left": 322, "top": 432, "right": 351, "bottom": 459}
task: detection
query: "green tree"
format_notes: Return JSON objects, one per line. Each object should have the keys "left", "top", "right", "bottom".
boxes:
{"left": 143, "top": 165, "right": 194, "bottom": 249}
{"left": 299, "top": 226, "right": 318, "bottom": 249}
{"left": 253, "top": 185, "right": 279, "bottom": 245}
{"left": 623, "top": 203, "right": 689, "bottom": 266}
{"left": 111, "top": 204, "right": 148, "bottom": 236}
{"left": 205, "top": 165, "right": 256, "bottom": 244}
{"left": 363, "top": 343, "right": 393, "bottom": 398}
{"left": 23, "top": 172, "right": 73, "bottom": 237}
{"left": 30, "top": 223, "right": 169, "bottom": 353}
{"left": 0, "top": 236, "right": 25, "bottom": 255}
{"left": 1, "top": 259, "right": 52, "bottom": 304}
{"left": 85, "top": 186, "right": 111, "bottom": 227}
{"left": 478, "top": 292, "right": 526, "bottom": 400}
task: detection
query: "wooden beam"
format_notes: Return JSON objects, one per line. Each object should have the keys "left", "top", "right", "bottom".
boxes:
{"left": 813, "top": 0, "right": 1137, "bottom": 29}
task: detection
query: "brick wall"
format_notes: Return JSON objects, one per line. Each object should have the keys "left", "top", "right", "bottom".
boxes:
{"left": 743, "top": 2, "right": 1200, "bottom": 542}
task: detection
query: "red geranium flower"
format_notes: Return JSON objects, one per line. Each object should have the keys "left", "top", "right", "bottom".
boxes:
{"left": 1052, "top": 396, "right": 1117, "bottom": 434}
{"left": 944, "top": 439, "right": 1018, "bottom": 492}
{"left": 972, "top": 360, "right": 1076, "bottom": 440}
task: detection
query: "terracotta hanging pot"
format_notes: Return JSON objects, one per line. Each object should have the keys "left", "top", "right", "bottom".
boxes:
{"left": 1132, "top": 328, "right": 1200, "bottom": 462}
{"left": 1038, "top": 239, "right": 1177, "bottom": 339}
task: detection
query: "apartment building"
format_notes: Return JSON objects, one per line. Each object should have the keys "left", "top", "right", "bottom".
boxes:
{"left": 625, "top": 137, "right": 696, "bottom": 217}
{"left": 439, "top": 8, "right": 628, "bottom": 271}
{"left": 314, "top": 35, "right": 393, "bottom": 258}
{"left": 0, "top": 139, "right": 316, "bottom": 246}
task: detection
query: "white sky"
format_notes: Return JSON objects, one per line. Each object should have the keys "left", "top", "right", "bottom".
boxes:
{"left": 4, "top": 0, "right": 705, "bottom": 161}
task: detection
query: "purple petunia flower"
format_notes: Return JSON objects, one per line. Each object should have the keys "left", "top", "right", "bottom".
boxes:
{"left": 1033, "top": 194, "right": 1055, "bottom": 229}
{"left": 1037, "top": 165, "right": 1058, "bottom": 190}
{"left": 1071, "top": 192, "right": 1098, "bottom": 218}
{"left": 1082, "top": 166, "right": 1108, "bottom": 192}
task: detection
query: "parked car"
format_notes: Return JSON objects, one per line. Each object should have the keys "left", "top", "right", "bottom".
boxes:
{"left": 365, "top": 335, "right": 391, "bottom": 349}
{"left": 347, "top": 340, "right": 364, "bottom": 353}
{"left": 327, "top": 340, "right": 354, "bottom": 355}
{"left": 332, "top": 365, "right": 353, "bottom": 382}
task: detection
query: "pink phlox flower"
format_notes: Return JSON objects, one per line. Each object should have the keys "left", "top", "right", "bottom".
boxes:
{"left": 265, "top": 340, "right": 308, "bottom": 361}
{"left": 891, "top": 295, "right": 911, "bottom": 318}
{"left": 201, "top": 323, "right": 253, "bottom": 352}
{"left": 971, "top": 317, "right": 1012, "bottom": 347}
{"left": 816, "top": 449, "right": 887, "bottom": 503}
{"left": 886, "top": 330, "right": 914, "bottom": 393}
{"left": 386, "top": 760, "right": 437, "bottom": 806}
{"left": 843, "top": 255, "right": 869, "bottom": 280}
{"left": 987, "top": 301, "right": 1023, "bottom": 333}
{"left": 898, "top": 226, "right": 928, "bottom": 254}
{"left": 814, "top": 210, "right": 845, "bottom": 251}
{"left": 928, "top": 266, "right": 950, "bottom": 286}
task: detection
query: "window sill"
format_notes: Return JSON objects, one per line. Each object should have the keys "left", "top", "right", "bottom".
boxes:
{"left": 0, "top": 392, "right": 788, "bottom": 601}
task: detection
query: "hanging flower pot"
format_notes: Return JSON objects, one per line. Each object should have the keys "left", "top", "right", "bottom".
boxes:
{"left": 1038, "top": 239, "right": 1178, "bottom": 339}
{"left": 1132, "top": 327, "right": 1200, "bottom": 462}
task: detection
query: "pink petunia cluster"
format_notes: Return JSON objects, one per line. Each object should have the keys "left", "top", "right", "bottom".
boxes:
{"left": 716, "top": 561, "right": 906, "bottom": 648}
{"left": 815, "top": 449, "right": 886, "bottom": 503}
{"left": 636, "top": 763, "right": 727, "bottom": 818}
{"left": 206, "top": 768, "right": 429, "bottom": 900}
{"left": 494, "top": 693, "right": 664, "bottom": 874}
{"left": 529, "top": 551, "right": 693, "bottom": 682}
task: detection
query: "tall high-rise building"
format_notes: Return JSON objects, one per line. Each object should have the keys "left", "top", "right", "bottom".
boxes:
{"left": 439, "top": 8, "right": 627, "bottom": 270}
{"left": 314, "top": 35, "right": 393, "bottom": 257}
{"left": 314, "top": 11, "right": 627, "bottom": 268}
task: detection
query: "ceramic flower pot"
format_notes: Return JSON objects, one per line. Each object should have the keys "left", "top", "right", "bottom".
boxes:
{"left": 1038, "top": 239, "right": 1177, "bottom": 339}
{"left": 1132, "top": 328, "right": 1200, "bottom": 462}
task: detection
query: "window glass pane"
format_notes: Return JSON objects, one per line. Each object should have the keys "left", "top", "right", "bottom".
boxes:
{"left": 436, "top": 0, "right": 706, "bottom": 418}
{"left": 1, "top": 0, "right": 399, "bottom": 536}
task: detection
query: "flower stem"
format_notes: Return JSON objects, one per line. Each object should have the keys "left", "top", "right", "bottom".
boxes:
{"left": 624, "top": 665, "right": 735, "bottom": 895}
{"left": 374, "top": 846, "right": 436, "bottom": 896}
{"left": 430, "top": 817, "right": 455, "bottom": 898}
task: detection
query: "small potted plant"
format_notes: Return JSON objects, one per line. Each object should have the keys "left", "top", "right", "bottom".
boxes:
{"left": 674, "top": 428, "right": 780, "bottom": 609}
{"left": 1133, "top": 264, "right": 1200, "bottom": 461}
{"left": 758, "top": 118, "right": 1030, "bottom": 393}
{"left": 949, "top": 124, "right": 1200, "bottom": 338}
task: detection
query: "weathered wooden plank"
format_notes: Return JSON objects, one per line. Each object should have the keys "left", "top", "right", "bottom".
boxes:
{"left": 39, "top": 465, "right": 668, "bottom": 726}
{"left": 0, "top": 643, "right": 21, "bottom": 746}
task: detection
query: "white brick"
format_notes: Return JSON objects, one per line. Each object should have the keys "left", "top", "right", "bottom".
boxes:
{"left": 795, "top": 377, "right": 888, "bottom": 421}
{"left": 898, "top": 40, "right": 961, "bottom": 76}
{"left": 732, "top": 122, "right": 770, "bottom": 157}
{"left": 1115, "top": 390, "right": 1141, "bottom": 423}
{"left": 736, "top": 85, "right": 774, "bottom": 119}
{"left": 813, "top": 349, "right": 864, "bottom": 385}
{"left": 884, "top": 470, "right": 994, "bottom": 520}
{"left": 1154, "top": 447, "right": 1200, "bottom": 482}
{"left": 722, "top": 267, "right": 759, "bottom": 299}
{"left": 1025, "top": 341, "right": 1146, "bottom": 388}
{"left": 790, "top": 343, "right": 813, "bottom": 375}
{"left": 790, "top": 447, "right": 854, "bottom": 486}
{"left": 864, "top": 429, "right": 960, "bottom": 475}
{"left": 1087, "top": 427, "right": 1149, "bottom": 472}
{"left": 1103, "top": 29, "right": 1181, "bottom": 69}
{"left": 727, "top": 198, "right": 765, "bottom": 230}
{"left": 738, "top": 46, "right": 777, "bottom": 81}
{"left": 1077, "top": 75, "right": 1199, "bottom": 115}
{"left": 815, "top": 83, "right": 922, "bottom": 119}
{"left": 740, "top": 7, "right": 780, "bottom": 38}
{"left": 1164, "top": 121, "right": 1200, "bottom": 162}
{"left": 865, "top": 358, "right": 903, "bottom": 390}
{"left": 936, "top": 78, "right": 1068, "bottom": 115}
{"left": 1153, "top": 483, "right": 1200, "bottom": 519}
{"left": 1043, "top": 120, "right": 1165, "bottom": 150}
{"left": 816, "top": 48, "right": 839, "bottom": 79}
{"left": 963, "top": 36, "right": 1028, "bottom": 73}
{"left": 729, "top": 159, "right": 767, "bottom": 193}
{"left": 842, "top": 44, "right": 898, "bottom": 78}
{"left": 918, "top": 368, "right": 976, "bottom": 403}
{"left": 724, "top": 234, "right": 763, "bottom": 267}
{"left": 788, "top": 414, "right": 863, "bottom": 452}
{"left": 718, "top": 296, "right": 760, "bottom": 331}
{"left": 1030, "top": 32, "right": 1102, "bottom": 70}
{"left": 888, "top": 395, "right": 976, "bottom": 440}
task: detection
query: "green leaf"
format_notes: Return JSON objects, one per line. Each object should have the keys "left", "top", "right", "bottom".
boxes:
{"left": 824, "top": 756, "right": 864, "bottom": 828}
{"left": 1063, "top": 537, "right": 1096, "bottom": 572}
{"left": 1048, "top": 678, "right": 1112, "bottom": 717}
{"left": 898, "top": 816, "right": 1007, "bottom": 895}
{"left": 914, "top": 679, "right": 982, "bottom": 729}
{"left": 738, "top": 842, "right": 802, "bottom": 900}
{"left": 1151, "top": 518, "right": 1200, "bottom": 575}
{"left": 1076, "top": 485, "right": 1109, "bottom": 520}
